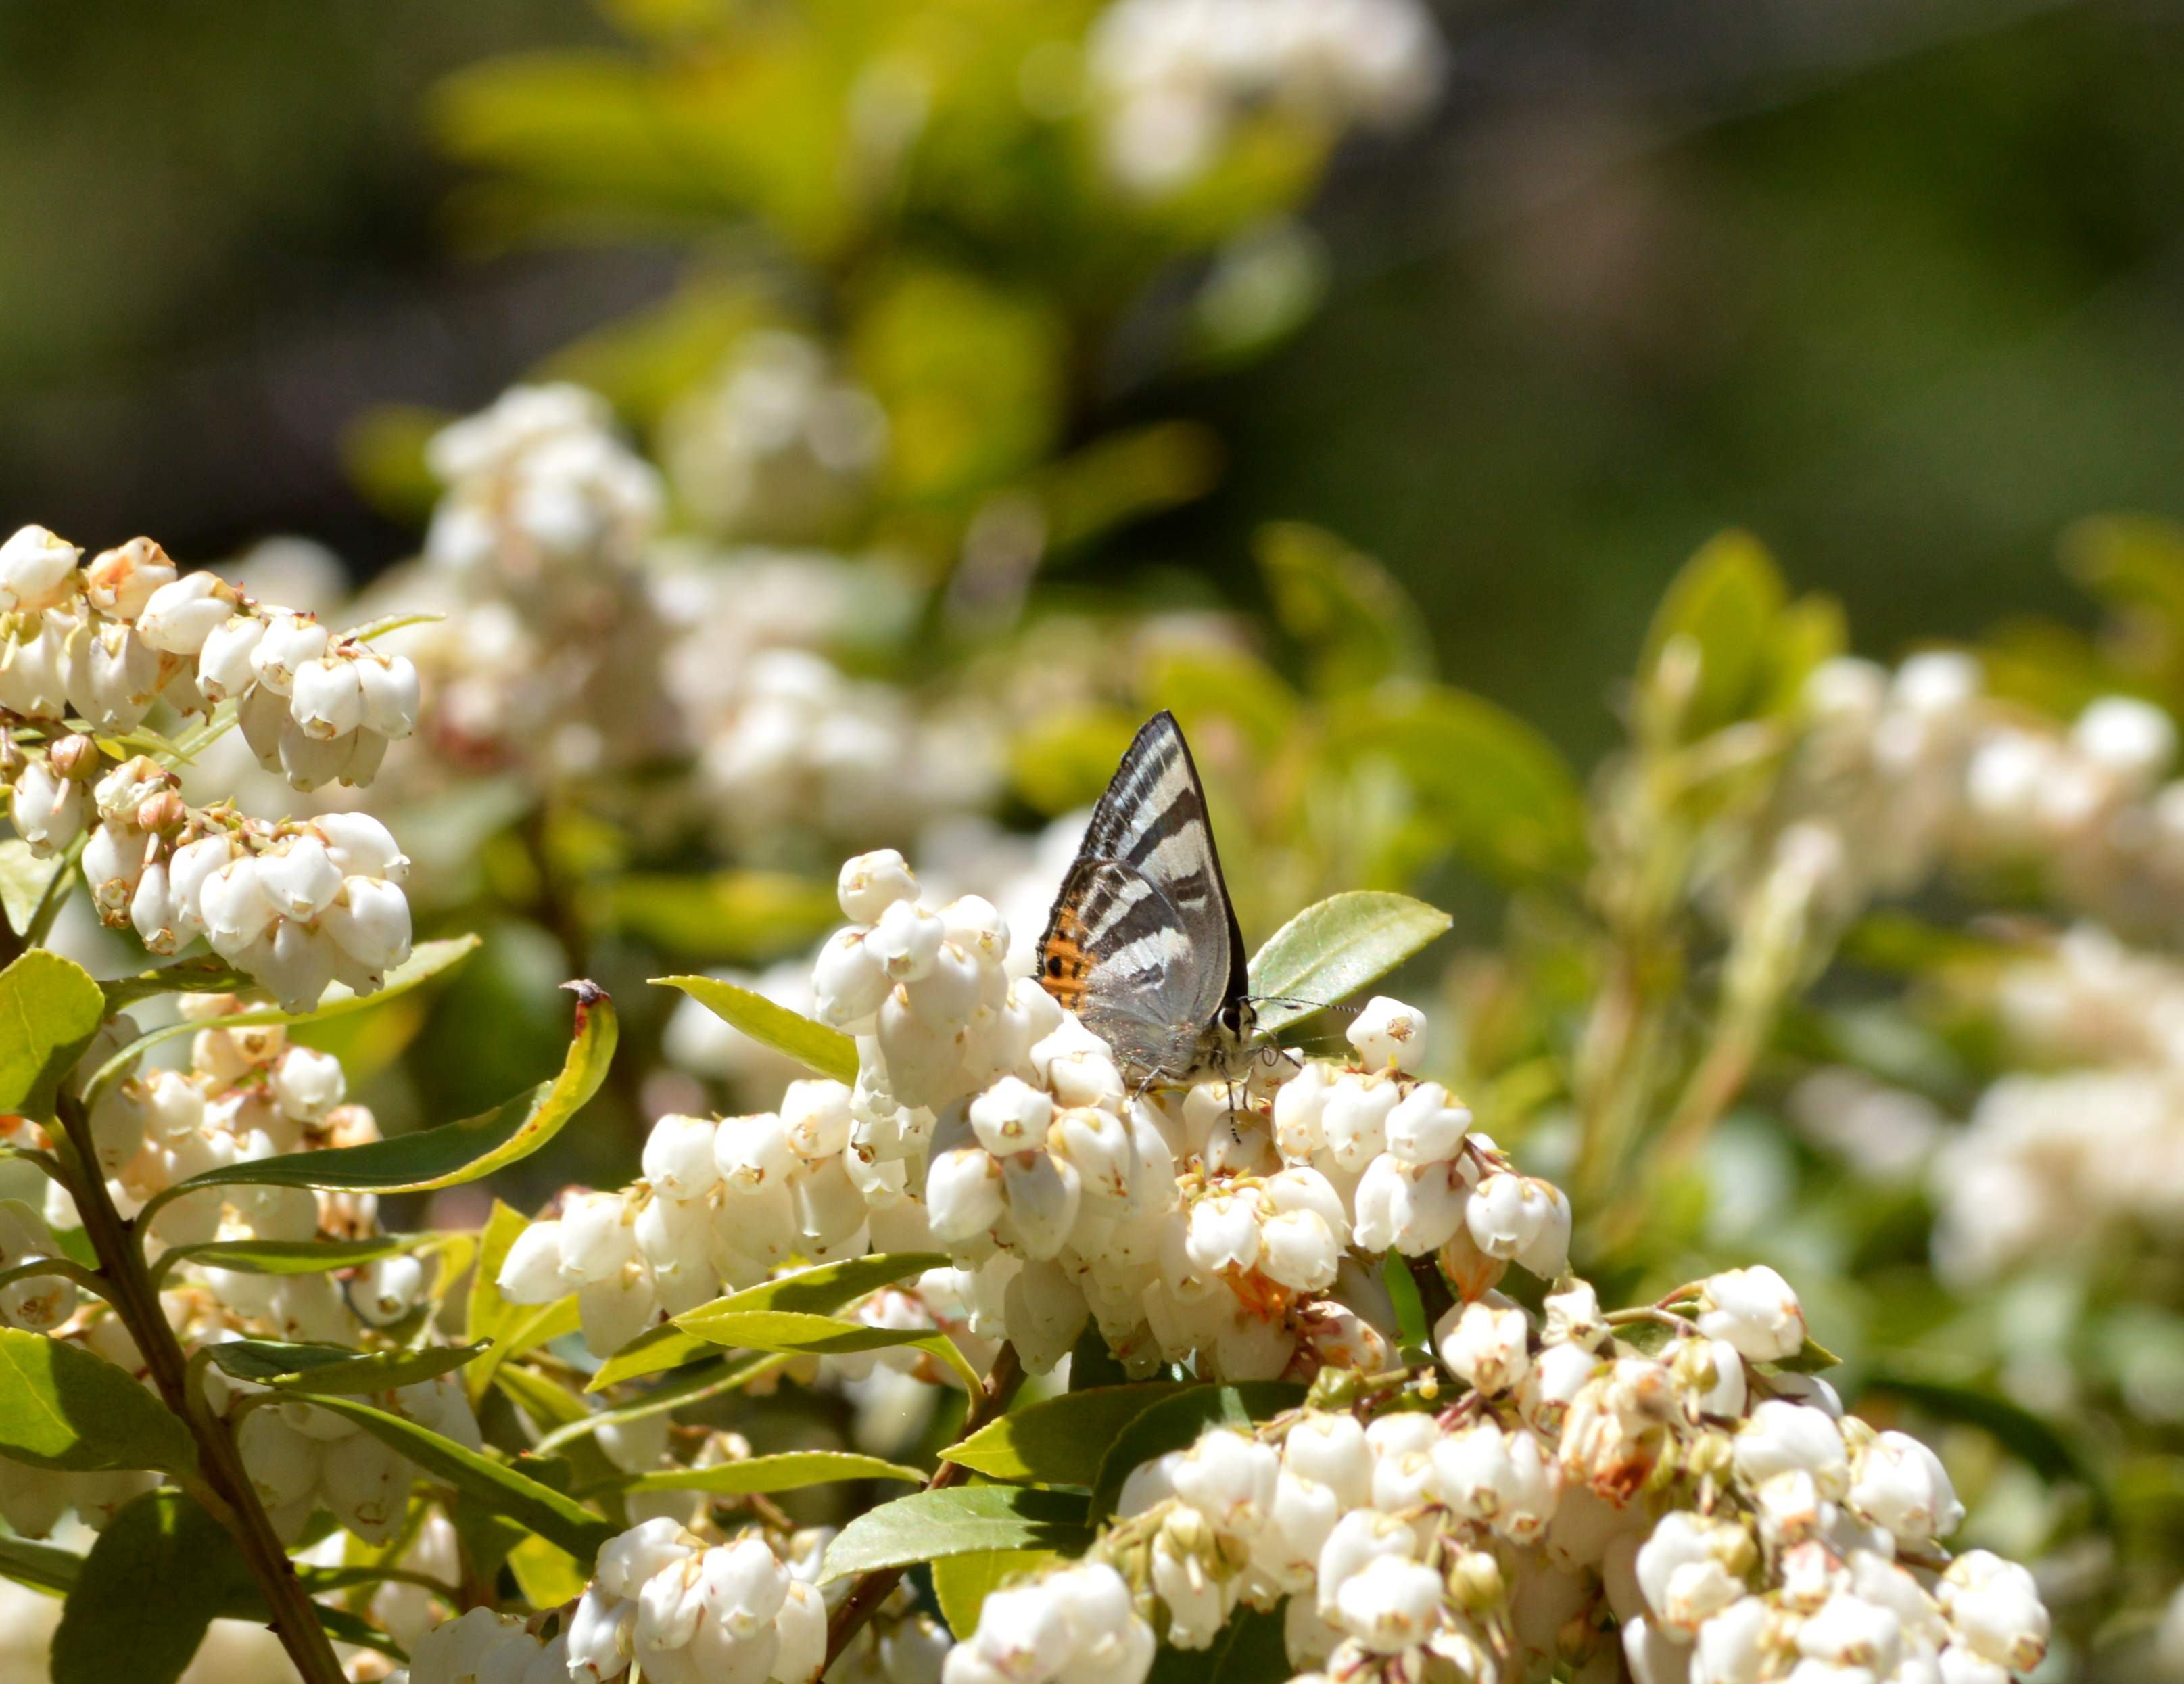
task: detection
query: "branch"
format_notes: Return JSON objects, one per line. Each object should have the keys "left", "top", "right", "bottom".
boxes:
{"left": 822, "top": 1342, "right": 1026, "bottom": 1667}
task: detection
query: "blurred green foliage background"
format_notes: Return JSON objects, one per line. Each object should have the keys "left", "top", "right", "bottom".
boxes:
{"left": 9, "top": 0, "right": 2184, "bottom": 761}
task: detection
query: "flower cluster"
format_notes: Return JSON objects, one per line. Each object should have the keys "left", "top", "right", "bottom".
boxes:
{"left": 507, "top": 846, "right": 1588, "bottom": 1382}
{"left": 2, "top": 526, "right": 418, "bottom": 1010}
{"left": 1087, "top": 0, "right": 1446, "bottom": 193}
{"left": 1776, "top": 651, "right": 2184, "bottom": 930}
{"left": 659, "top": 331, "right": 889, "bottom": 544}
{"left": 563, "top": 1518, "right": 830, "bottom": 1684}
{"left": 945, "top": 1256, "right": 2047, "bottom": 1684}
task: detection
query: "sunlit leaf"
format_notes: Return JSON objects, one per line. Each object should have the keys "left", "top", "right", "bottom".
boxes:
{"left": 0, "top": 1327, "right": 197, "bottom": 1477}
{"left": 208, "top": 1340, "right": 490, "bottom": 1393}
{"left": 0, "top": 950, "right": 105, "bottom": 1120}
{"left": 945, "top": 1384, "right": 1188, "bottom": 1485}
{"left": 150, "top": 980, "right": 613, "bottom": 1203}
{"left": 818, "top": 1487, "right": 1093, "bottom": 1584}
{"left": 672, "top": 1308, "right": 979, "bottom": 1395}
{"left": 160, "top": 1235, "right": 421, "bottom": 1278}
{"left": 0, "top": 842, "right": 64, "bottom": 937}
{"left": 285, "top": 1393, "right": 615, "bottom": 1560}
{"left": 615, "top": 1451, "right": 923, "bottom": 1495}
{"left": 932, "top": 1549, "right": 1060, "bottom": 1638}
{"left": 654, "top": 975, "right": 854, "bottom": 1084}
{"left": 89, "top": 937, "right": 482, "bottom": 1100}
{"left": 1248, "top": 892, "right": 1451, "bottom": 1035}
{"left": 591, "top": 1252, "right": 945, "bottom": 1389}
{"left": 1640, "top": 530, "right": 1787, "bottom": 739}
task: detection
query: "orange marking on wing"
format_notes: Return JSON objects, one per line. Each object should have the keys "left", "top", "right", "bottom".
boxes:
{"left": 1039, "top": 901, "right": 1095, "bottom": 1010}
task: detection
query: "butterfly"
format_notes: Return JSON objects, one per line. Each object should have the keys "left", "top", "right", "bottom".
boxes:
{"left": 1037, "top": 710, "right": 1254, "bottom": 1084}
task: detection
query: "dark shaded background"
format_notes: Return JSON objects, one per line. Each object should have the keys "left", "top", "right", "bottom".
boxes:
{"left": 7, "top": 0, "right": 2183, "bottom": 759}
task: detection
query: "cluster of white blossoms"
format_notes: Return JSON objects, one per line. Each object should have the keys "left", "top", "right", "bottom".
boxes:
{"left": 659, "top": 331, "right": 890, "bottom": 544}
{"left": 0, "top": 525, "right": 418, "bottom": 786}
{"left": 1, "top": 525, "right": 419, "bottom": 1011}
{"left": 515, "top": 847, "right": 1586, "bottom": 1382}
{"left": 1086, "top": 0, "right": 1445, "bottom": 193}
{"left": 1777, "top": 651, "right": 2184, "bottom": 928}
{"left": 224, "top": 1374, "right": 481, "bottom": 1547}
{"left": 1920, "top": 924, "right": 2184, "bottom": 1285}
{"left": 945, "top": 1261, "right": 2047, "bottom": 1684}
{"left": 558, "top": 1518, "right": 830, "bottom": 1684}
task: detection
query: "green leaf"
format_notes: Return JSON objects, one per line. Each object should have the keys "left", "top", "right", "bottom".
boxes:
{"left": 1328, "top": 687, "right": 1587, "bottom": 883}
{"left": 51, "top": 1491, "right": 258, "bottom": 1684}
{"left": 507, "top": 1532, "right": 589, "bottom": 1611}
{"left": 88, "top": 937, "right": 481, "bottom": 1099}
{"left": 592, "top": 874, "right": 840, "bottom": 963}
{"left": 592, "top": 1251, "right": 946, "bottom": 1390}
{"left": 542, "top": 1351, "right": 794, "bottom": 1454}
{"left": 1089, "top": 1384, "right": 1304, "bottom": 1520}
{"left": 0, "top": 1533, "right": 81, "bottom": 1596}
{"left": 1256, "top": 522, "right": 1433, "bottom": 697}
{"left": 0, "top": 950, "right": 105, "bottom": 1119}
{"left": 1246, "top": 892, "right": 1451, "bottom": 1035}
{"left": 0, "top": 841, "right": 64, "bottom": 937}
{"left": 932, "top": 1549, "right": 1060, "bottom": 1637}
{"left": 0, "top": 1326, "right": 197, "bottom": 1476}
{"left": 652, "top": 975, "right": 855, "bottom": 1083}
{"left": 1640, "top": 530, "right": 1787, "bottom": 739}
{"left": 617, "top": 1451, "right": 924, "bottom": 1495}
{"left": 818, "top": 1487, "right": 1094, "bottom": 1585}
{"left": 465, "top": 1200, "right": 552, "bottom": 1405}
{"left": 163, "top": 1235, "right": 421, "bottom": 1278}
{"left": 671, "top": 1308, "right": 978, "bottom": 1395}
{"left": 152, "top": 980, "right": 614, "bottom": 1202}
{"left": 283, "top": 1393, "right": 616, "bottom": 1560}
{"left": 207, "top": 1340, "right": 489, "bottom": 1393}
{"left": 945, "top": 1384, "right": 1189, "bottom": 1485}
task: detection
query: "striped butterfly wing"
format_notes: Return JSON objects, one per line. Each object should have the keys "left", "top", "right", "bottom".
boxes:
{"left": 1038, "top": 711, "right": 1249, "bottom": 1080}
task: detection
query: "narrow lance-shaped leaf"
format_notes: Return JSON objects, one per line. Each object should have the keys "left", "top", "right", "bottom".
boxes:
{"left": 818, "top": 1487, "right": 1095, "bottom": 1584}
{"left": 612, "top": 1451, "right": 924, "bottom": 1496}
{"left": 285, "top": 1391, "right": 617, "bottom": 1560}
{"left": 0, "top": 950, "right": 105, "bottom": 1119}
{"left": 87, "top": 936, "right": 481, "bottom": 1103}
{"left": 655, "top": 974, "right": 856, "bottom": 1083}
{"left": 147, "top": 980, "right": 615, "bottom": 1207}
{"left": 592, "top": 1250, "right": 947, "bottom": 1390}
{"left": 932, "top": 1549, "right": 1061, "bottom": 1640}
{"left": 1247, "top": 892, "right": 1451, "bottom": 1036}
{"left": 671, "top": 1308, "right": 979, "bottom": 1396}
{"left": 945, "top": 1384, "right": 1189, "bottom": 1485}
{"left": 0, "top": 1327, "right": 198, "bottom": 1477}
{"left": 0, "top": 1533, "right": 82, "bottom": 1597}
{"left": 158, "top": 1234, "right": 423, "bottom": 1279}
{"left": 208, "top": 1339, "right": 490, "bottom": 1394}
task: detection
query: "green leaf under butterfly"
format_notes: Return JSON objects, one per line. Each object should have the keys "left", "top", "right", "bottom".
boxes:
{"left": 671, "top": 1308, "right": 980, "bottom": 1395}
{"left": 653, "top": 974, "right": 857, "bottom": 1083}
{"left": 1247, "top": 892, "right": 1451, "bottom": 1035}
{"left": 145, "top": 980, "right": 613, "bottom": 1209}
{"left": 818, "top": 1487, "right": 1095, "bottom": 1585}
